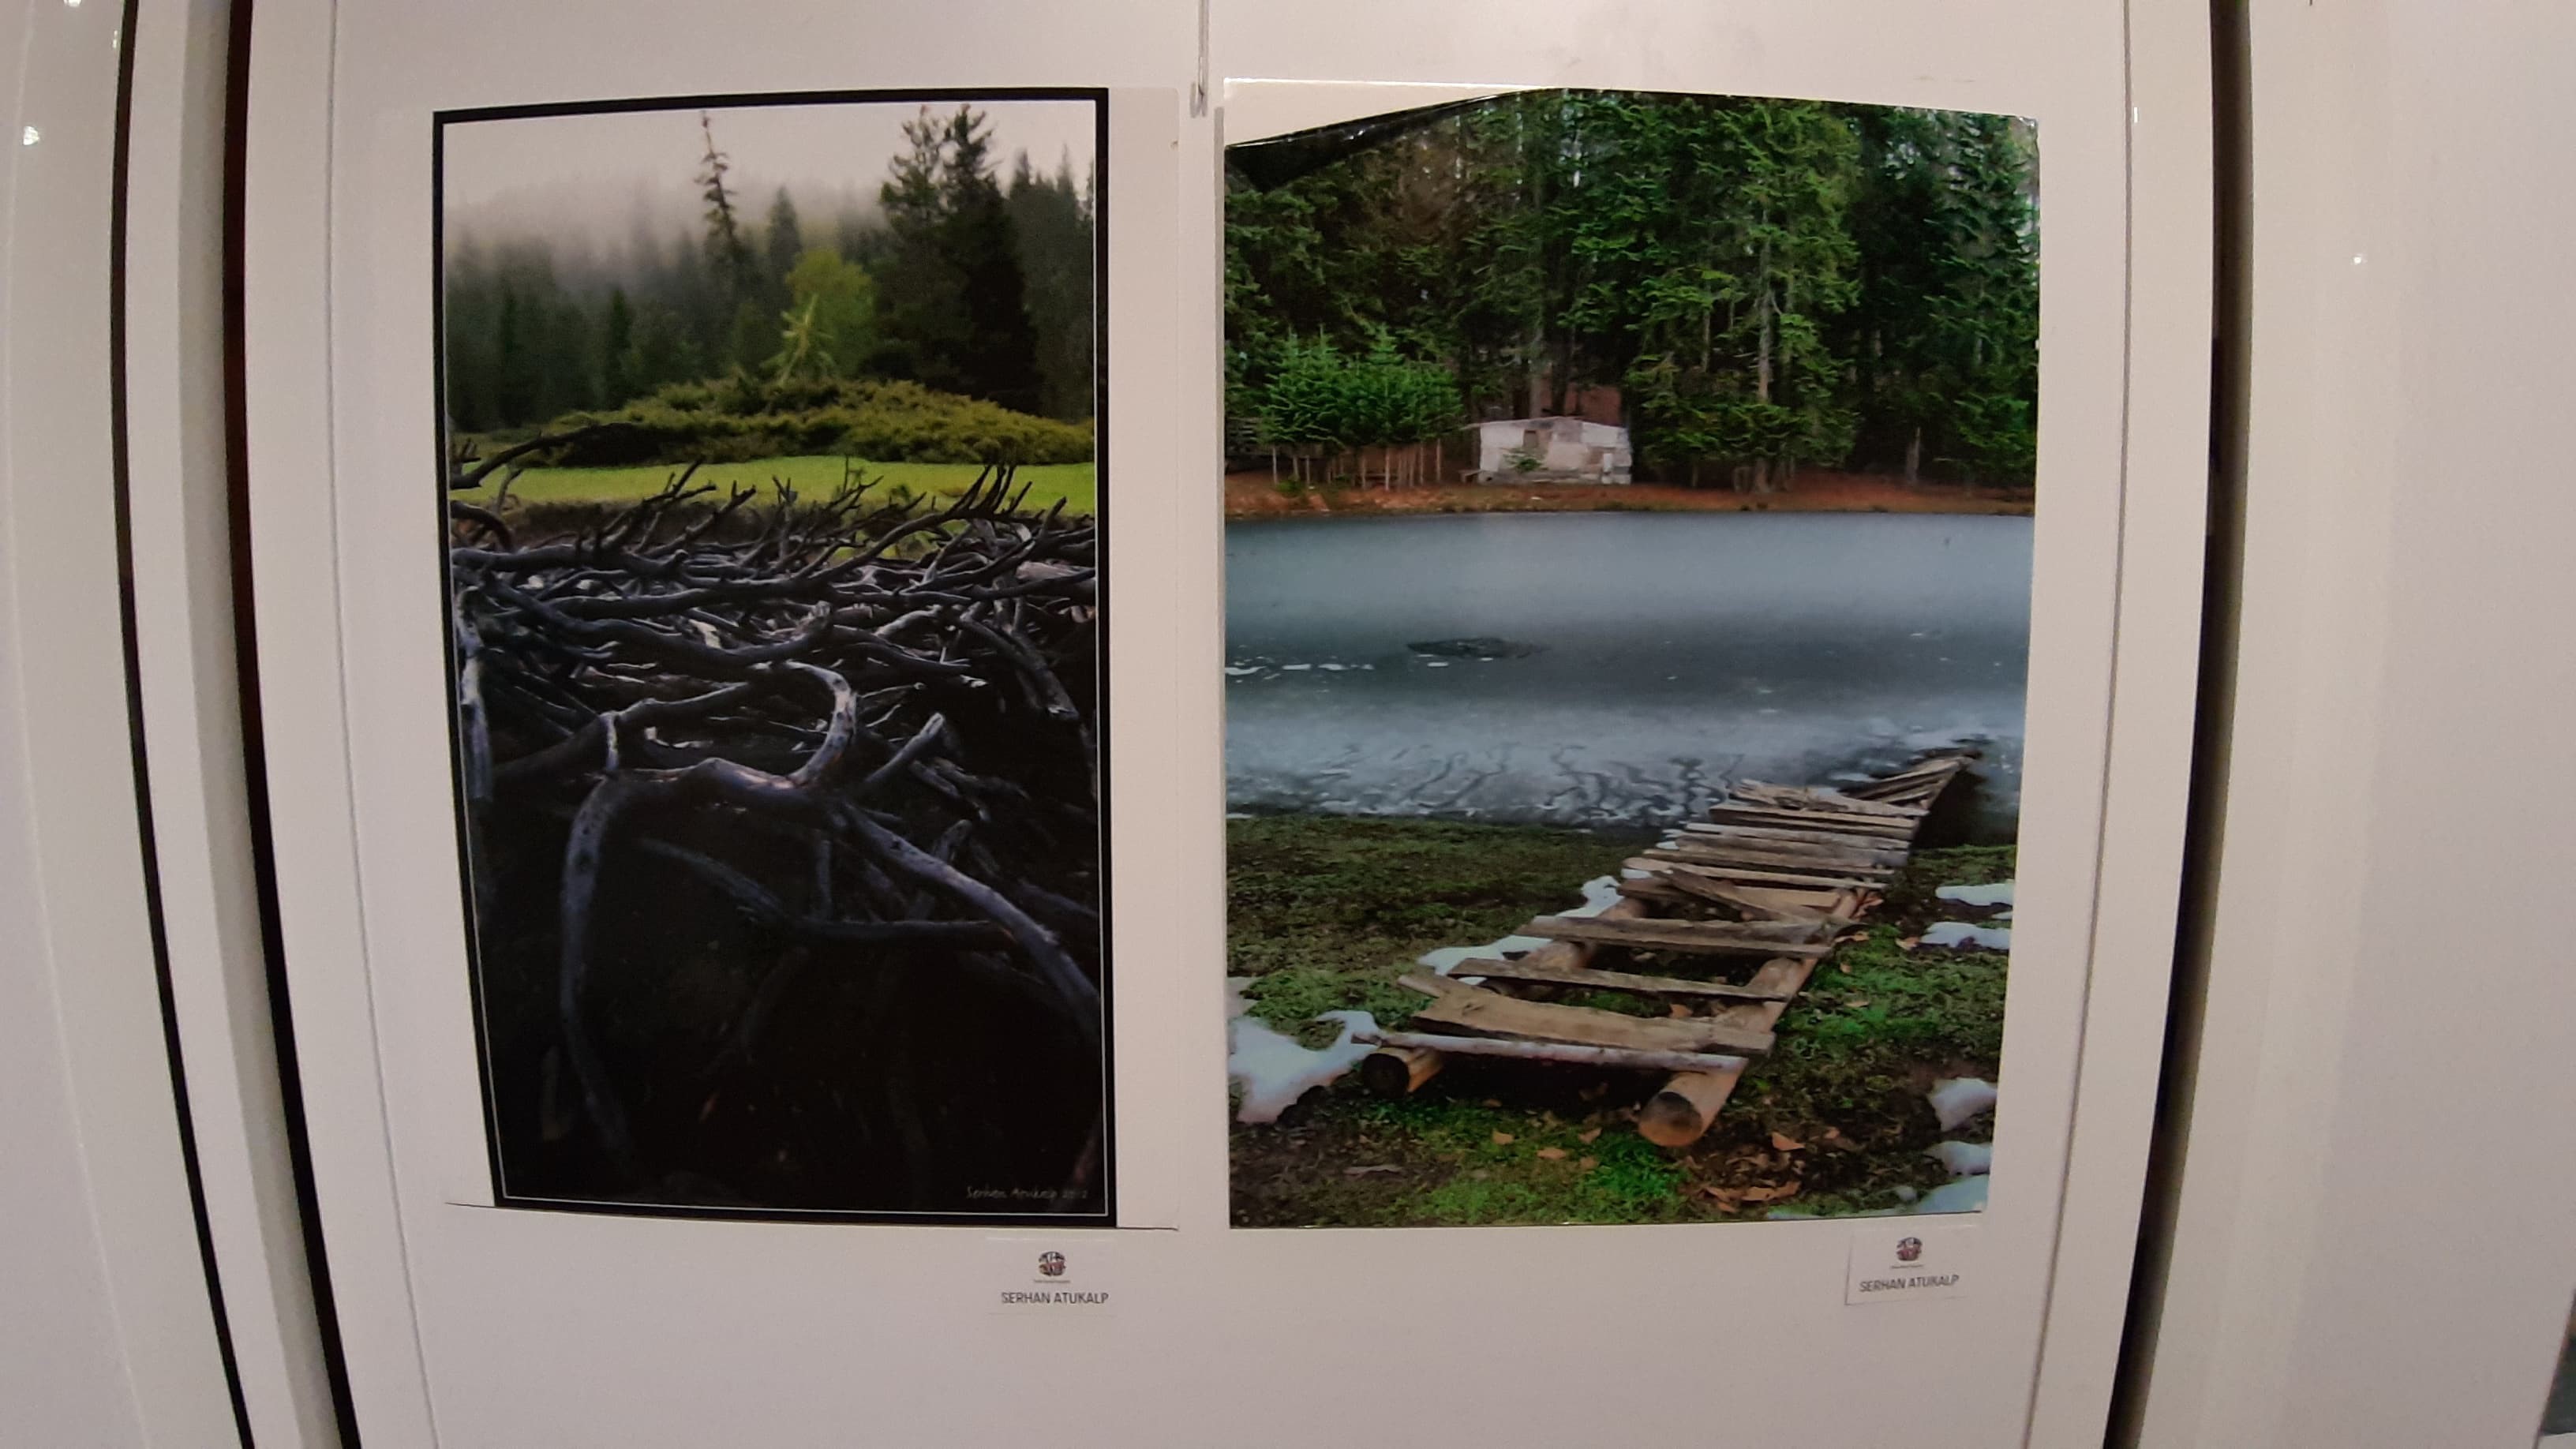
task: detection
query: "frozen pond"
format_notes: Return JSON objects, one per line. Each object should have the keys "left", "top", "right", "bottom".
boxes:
{"left": 1224, "top": 511, "right": 2031, "bottom": 834}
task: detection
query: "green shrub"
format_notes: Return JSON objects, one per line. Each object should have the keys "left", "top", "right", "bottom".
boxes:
{"left": 545, "top": 376, "right": 1094, "bottom": 467}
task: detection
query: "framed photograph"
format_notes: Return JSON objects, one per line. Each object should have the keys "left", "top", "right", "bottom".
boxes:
{"left": 433, "top": 92, "right": 1112, "bottom": 1221}
{"left": 1221, "top": 89, "right": 2037, "bottom": 1229}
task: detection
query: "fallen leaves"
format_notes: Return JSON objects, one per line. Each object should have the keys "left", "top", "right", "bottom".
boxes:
{"left": 1578, "top": 1126, "right": 1603, "bottom": 1144}
{"left": 1535, "top": 1147, "right": 1568, "bottom": 1161}
{"left": 1770, "top": 1131, "right": 1805, "bottom": 1152}
{"left": 1342, "top": 1164, "right": 1401, "bottom": 1177}
{"left": 1491, "top": 1131, "right": 1515, "bottom": 1146}
{"left": 1577, "top": 1156, "right": 1598, "bottom": 1171}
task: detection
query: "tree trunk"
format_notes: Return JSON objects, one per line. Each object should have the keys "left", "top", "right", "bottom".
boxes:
{"left": 1904, "top": 429, "right": 1922, "bottom": 485}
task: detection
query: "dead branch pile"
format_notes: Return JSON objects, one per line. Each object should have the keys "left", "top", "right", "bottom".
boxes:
{"left": 447, "top": 455, "right": 1103, "bottom": 1209}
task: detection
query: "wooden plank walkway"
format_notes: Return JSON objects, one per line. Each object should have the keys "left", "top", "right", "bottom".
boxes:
{"left": 1354, "top": 751, "right": 1975, "bottom": 1145}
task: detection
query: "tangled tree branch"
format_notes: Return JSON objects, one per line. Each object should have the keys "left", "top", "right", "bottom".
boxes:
{"left": 451, "top": 449, "right": 1103, "bottom": 1198}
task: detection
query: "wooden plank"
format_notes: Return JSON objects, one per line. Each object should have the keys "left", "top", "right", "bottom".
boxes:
{"left": 1732, "top": 781, "right": 1923, "bottom": 818}
{"left": 1661, "top": 829, "right": 1899, "bottom": 863}
{"left": 1657, "top": 871, "right": 1806, "bottom": 918}
{"left": 1405, "top": 985, "right": 1777, "bottom": 1056}
{"left": 1667, "top": 833, "right": 1907, "bottom": 869}
{"left": 1679, "top": 822, "right": 1914, "bottom": 859}
{"left": 1719, "top": 883, "right": 1855, "bottom": 919}
{"left": 1525, "top": 914, "right": 1830, "bottom": 958}
{"left": 1704, "top": 803, "right": 1918, "bottom": 837}
{"left": 1686, "top": 817, "right": 1915, "bottom": 846}
{"left": 1645, "top": 842, "right": 1894, "bottom": 882}
{"left": 1842, "top": 762, "right": 1971, "bottom": 801}
{"left": 1638, "top": 953, "right": 1822, "bottom": 1146}
{"left": 1631, "top": 854, "right": 1886, "bottom": 891}
{"left": 1447, "top": 956, "right": 1795, "bottom": 1002}
{"left": 1354, "top": 1029, "right": 1752, "bottom": 1076}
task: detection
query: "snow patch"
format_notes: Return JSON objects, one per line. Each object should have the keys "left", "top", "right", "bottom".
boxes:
{"left": 1911, "top": 1175, "right": 1990, "bottom": 1215}
{"left": 1922, "top": 921, "right": 2012, "bottom": 951}
{"left": 1926, "top": 1140, "right": 1993, "bottom": 1177}
{"left": 1226, "top": 977, "right": 1380, "bottom": 1125}
{"left": 1934, "top": 881, "right": 2015, "bottom": 909}
{"left": 1929, "top": 1076, "right": 1998, "bottom": 1132}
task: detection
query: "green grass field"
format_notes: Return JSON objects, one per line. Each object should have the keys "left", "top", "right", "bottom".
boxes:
{"left": 456, "top": 457, "right": 1096, "bottom": 516}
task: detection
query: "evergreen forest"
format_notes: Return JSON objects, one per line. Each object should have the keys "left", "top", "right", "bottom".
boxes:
{"left": 1225, "top": 91, "right": 2039, "bottom": 492}
{"left": 442, "top": 104, "right": 1096, "bottom": 450}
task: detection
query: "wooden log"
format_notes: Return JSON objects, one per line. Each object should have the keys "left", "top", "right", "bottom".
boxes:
{"left": 1636, "top": 953, "right": 1821, "bottom": 1147}
{"left": 1359, "top": 1045, "right": 1443, "bottom": 1095}
{"left": 1631, "top": 854, "right": 1886, "bottom": 891}
{"left": 1639, "top": 1071, "right": 1740, "bottom": 1148}
{"left": 1523, "top": 914, "right": 1829, "bottom": 958}
{"left": 1402, "top": 979, "right": 1777, "bottom": 1054}
{"left": 1448, "top": 956, "right": 1795, "bottom": 1002}
{"left": 1354, "top": 1029, "right": 1750, "bottom": 1076}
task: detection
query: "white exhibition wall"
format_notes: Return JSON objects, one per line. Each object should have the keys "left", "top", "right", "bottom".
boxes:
{"left": 9, "top": 2, "right": 2576, "bottom": 1447}
{"left": 0, "top": 0, "right": 245, "bottom": 1443}
{"left": 2132, "top": 3, "right": 2576, "bottom": 1447}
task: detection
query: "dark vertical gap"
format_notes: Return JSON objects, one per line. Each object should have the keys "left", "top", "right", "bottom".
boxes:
{"left": 1089, "top": 88, "right": 1115, "bottom": 1224}
{"left": 2106, "top": 2, "right": 2252, "bottom": 1442}
{"left": 107, "top": 0, "right": 253, "bottom": 1439}
{"left": 217, "top": 0, "right": 365, "bottom": 1440}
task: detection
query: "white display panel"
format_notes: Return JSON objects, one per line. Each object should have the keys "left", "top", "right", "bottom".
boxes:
{"left": 241, "top": 1, "right": 2207, "bottom": 1443}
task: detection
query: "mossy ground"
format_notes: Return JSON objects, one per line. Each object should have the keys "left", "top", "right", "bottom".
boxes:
{"left": 1227, "top": 813, "right": 2010, "bottom": 1227}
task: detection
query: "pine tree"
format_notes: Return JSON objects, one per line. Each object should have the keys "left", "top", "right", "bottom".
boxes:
{"left": 600, "top": 287, "right": 639, "bottom": 407}
{"left": 765, "top": 187, "right": 804, "bottom": 302}
{"left": 696, "top": 112, "right": 756, "bottom": 370}
{"left": 875, "top": 105, "right": 1043, "bottom": 414}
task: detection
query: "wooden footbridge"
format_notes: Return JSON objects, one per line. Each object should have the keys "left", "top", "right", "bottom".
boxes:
{"left": 1354, "top": 752, "right": 1975, "bottom": 1147}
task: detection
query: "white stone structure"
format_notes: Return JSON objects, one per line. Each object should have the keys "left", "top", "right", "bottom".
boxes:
{"left": 1470, "top": 416, "right": 1634, "bottom": 485}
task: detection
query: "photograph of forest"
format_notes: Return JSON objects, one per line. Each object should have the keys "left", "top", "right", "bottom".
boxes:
{"left": 1222, "top": 90, "right": 2036, "bottom": 1228}
{"left": 439, "top": 94, "right": 1107, "bottom": 1219}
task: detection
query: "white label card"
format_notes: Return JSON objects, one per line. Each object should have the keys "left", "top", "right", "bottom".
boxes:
{"left": 985, "top": 1235, "right": 1118, "bottom": 1316}
{"left": 1847, "top": 1222, "right": 1978, "bottom": 1305}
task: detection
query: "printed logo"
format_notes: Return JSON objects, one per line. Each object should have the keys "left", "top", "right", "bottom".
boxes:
{"left": 1038, "top": 1251, "right": 1067, "bottom": 1278}
{"left": 1896, "top": 1237, "right": 1923, "bottom": 1263}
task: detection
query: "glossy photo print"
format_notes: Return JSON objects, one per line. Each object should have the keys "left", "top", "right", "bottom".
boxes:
{"left": 1222, "top": 90, "right": 2034, "bottom": 1226}
{"left": 439, "top": 92, "right": 1109, "bottom": 1219}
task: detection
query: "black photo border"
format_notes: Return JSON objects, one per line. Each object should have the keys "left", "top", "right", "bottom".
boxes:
{"left": 432, "top": 87, "right": 1115, "bottom": 1227}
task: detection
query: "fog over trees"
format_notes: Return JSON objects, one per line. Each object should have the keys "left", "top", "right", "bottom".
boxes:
{"left": 444, "top": 103, "right": 1095, "bottom": 434}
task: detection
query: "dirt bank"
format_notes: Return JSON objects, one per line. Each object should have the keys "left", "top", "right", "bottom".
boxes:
{"left": 1225, "top": 466, "right": 2034, "bottom": 520}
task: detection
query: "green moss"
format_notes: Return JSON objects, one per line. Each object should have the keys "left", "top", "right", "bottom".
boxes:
{"left": 1348, "top": 1095, "right": 1688, "bottom": 1226}
{"left": 1227, "top": 813, "right": 1646, "bottom": 1041}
